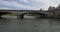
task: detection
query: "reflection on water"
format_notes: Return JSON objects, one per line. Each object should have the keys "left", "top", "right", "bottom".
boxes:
{"left": 0, "top": 18, "right": 9, "bottom": 25}
{"left": 49, "top": 19, "right": 60, "bottom": 25}
{"left": 0, "top": 18, "right": 60, "bottom": 32}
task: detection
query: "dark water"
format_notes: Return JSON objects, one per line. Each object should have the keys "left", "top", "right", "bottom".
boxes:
{"left": 0, "top": 18, "right": 60, "bottom": 32}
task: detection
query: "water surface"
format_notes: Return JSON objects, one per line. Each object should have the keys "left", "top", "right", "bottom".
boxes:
{"left": 0, "top": 18, "right": 60, "bottom": 32}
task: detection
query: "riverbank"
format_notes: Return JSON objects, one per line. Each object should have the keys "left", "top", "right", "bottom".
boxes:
{"left": 2, "top": 15, "right": 17, "bottom": 18}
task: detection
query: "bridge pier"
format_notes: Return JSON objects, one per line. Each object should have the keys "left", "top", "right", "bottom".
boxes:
{"left": 18, "top": 14, "right": 25, "bottom": 18}
{"left": 0, "top": 15, "right": 2, "bottom": 18}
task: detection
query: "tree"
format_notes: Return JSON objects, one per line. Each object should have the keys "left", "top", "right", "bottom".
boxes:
{"left": 40, "top": 9, "right": 43, "bottom": 11}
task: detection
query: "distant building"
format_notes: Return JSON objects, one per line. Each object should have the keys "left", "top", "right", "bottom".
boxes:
{"left": 48, "top": 6, "right": 56, "bottom": 11}
{"left": 56, "top": 4, "right": 60, "bottom": 9}
{"left": 47, "top": 5, "right": 60, "bottom": 18}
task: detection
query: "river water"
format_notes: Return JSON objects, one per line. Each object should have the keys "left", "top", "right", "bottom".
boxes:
{"left": 0, "top": 16, "right": 60, "bottom": 32}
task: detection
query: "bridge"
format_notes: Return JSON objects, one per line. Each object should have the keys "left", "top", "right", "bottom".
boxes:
{"left": 0, "top": 10, "right": 54, "bottom": 18}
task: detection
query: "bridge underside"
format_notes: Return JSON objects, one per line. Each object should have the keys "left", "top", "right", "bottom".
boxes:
{"left": 0, "top": 12, "right": 10, "bottom": 18}
{"left": 19, "top": 13, "right": 48, "bottom": 18}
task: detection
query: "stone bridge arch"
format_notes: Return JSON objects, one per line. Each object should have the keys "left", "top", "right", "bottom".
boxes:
{"left": 19, "top": 13, "right": 48, "bottom": 18}
{"left": 0, "top": 12, "right": 11, "bottom": 18}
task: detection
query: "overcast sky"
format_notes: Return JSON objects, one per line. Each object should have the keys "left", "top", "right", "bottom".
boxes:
{"left": 0, "top": 0, "right": 60, "bottom": 10}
